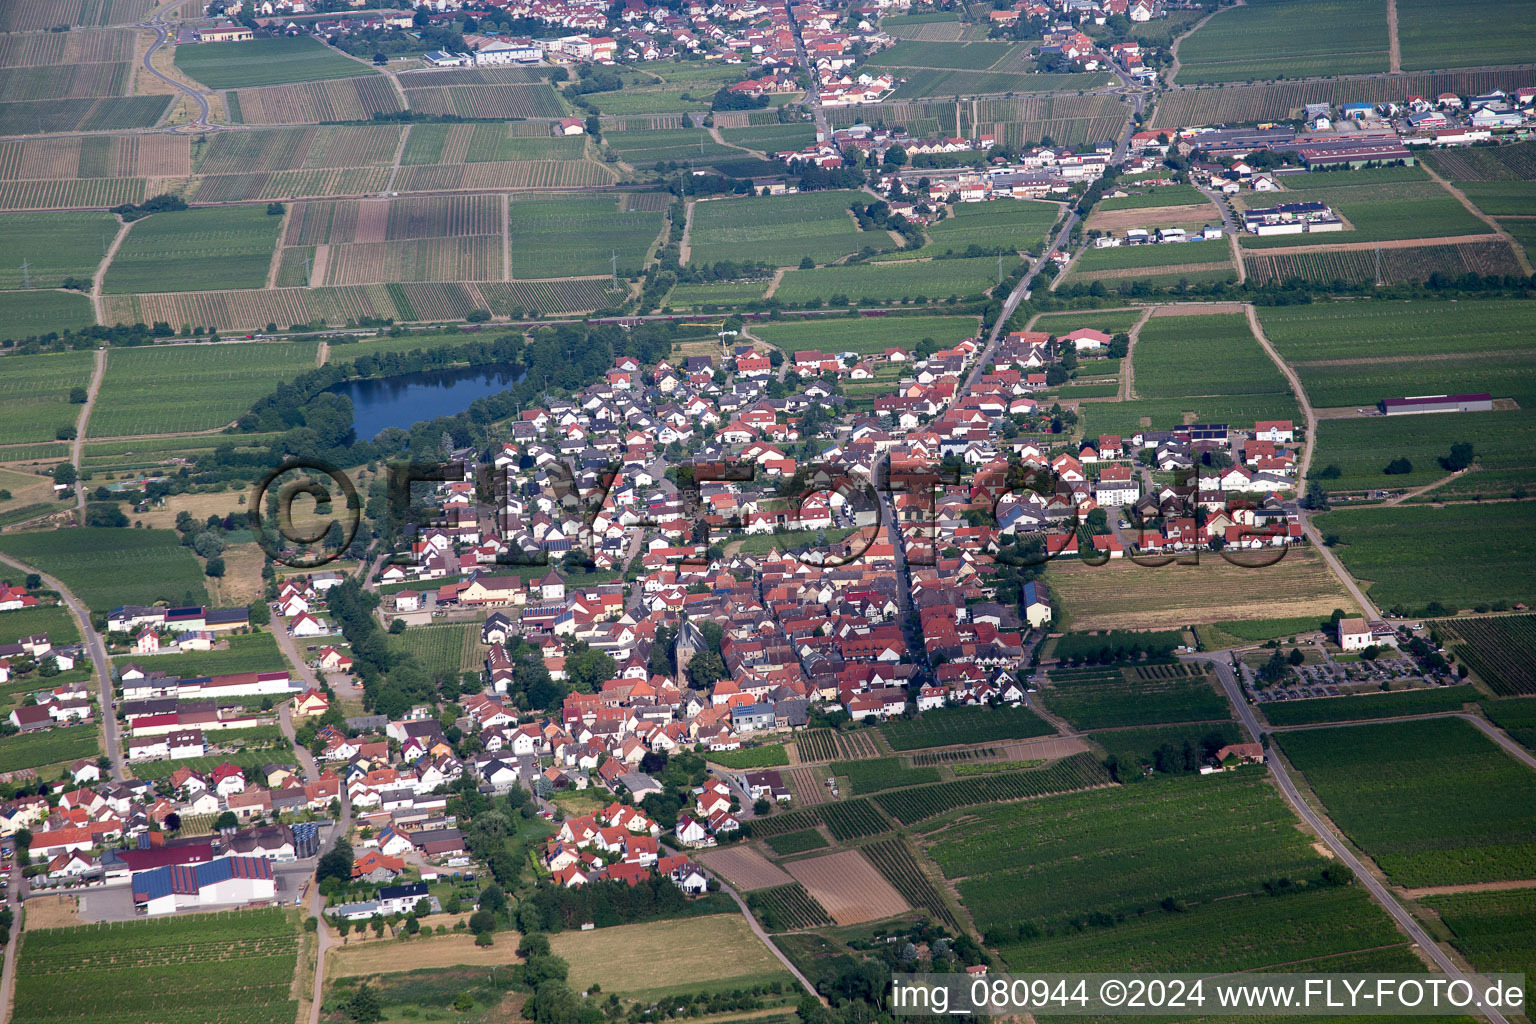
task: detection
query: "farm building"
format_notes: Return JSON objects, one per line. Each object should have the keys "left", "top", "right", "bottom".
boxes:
{"left": 131, "top": 855, "right": 275, "bottom": 915}
{"left": 196, "top": 23, "right": 254, "bottom": 42}
{"left": 1380, "top": 393, "right": 1493, "bottom": 416}
{"left": 1297, "top": 141, "right": 1414, "bottom": 170}
{"left": 1242, "top": 202, "right": 1343, "bottom": 236}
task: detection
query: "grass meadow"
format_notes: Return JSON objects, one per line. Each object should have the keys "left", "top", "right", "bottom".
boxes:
{"left": 688, "top": 191, "right": 866, "bottom": 267}
{"left": 0, "top": 348, "right": 95, "bottom": 444}
{"left": 174, "top": 36, "right": 375, "bottom": 90}
{"left": 751, "top": 314, "right": 978, "bottom": 356}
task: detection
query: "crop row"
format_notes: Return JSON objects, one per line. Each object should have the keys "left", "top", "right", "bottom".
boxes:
{"left": 877, "top": 753, "right": 1111, "bottom": 824}
{"left": 878, "top": 704, "right": 1054, "bottom": 751}
{"left": 861, "top": 838, "right": 957, "bottom": 927}
{"left": 1243, "top": 241, "right": 1524, "bottom": 287}
{"left": 1435, "top": 615, "right": 1536, "bottom": 696}
{"left": 0, "top": 176, "right": 146, "bottom": 211}
{"left": 392, "top": 160, "right": 614, "bottom": 192}
{"left": 228, "top": 77, "right": 402, "bottom": 125}
{"left": 747, "top": 884, "right": 832, "bottom": 931}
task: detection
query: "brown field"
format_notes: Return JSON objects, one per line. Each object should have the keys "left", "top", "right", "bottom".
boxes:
{"left": 21, "top": 894, "right": 79, "bottom": 930}
{"left": 208, "top": 541, "right": 265, "bottom": 606}
{"left": 1044, "top": 546, "right": 1359, "bottom": 631}
{"left": 1085, "top": 203, "right": 1220, "bottom": 234}
{"left": 0, "top": 467, "right": 57, "bottom": 515}
{"left": 785, "top": 850, "right": 911, "bottom": 925}
{"left": 787, "top": 767, "right": 832, "bottom": 806}
{"left": 1148, "top": 302, "right": 1248, "bottom": 316}
{"left": 327, "top": 931, "right": 519, "bottom": 978}
{"left": 701, "top": 846, "right": 794, "bottom": 890}
{"left": 1070, "top": 260, "right": 1233, "bottom": 282}
{"left": 549, "top": 915, "right": 788, "bottom": 997}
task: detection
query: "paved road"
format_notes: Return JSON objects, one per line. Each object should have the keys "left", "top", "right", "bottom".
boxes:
{"left": 69, "top": 349, "right": 106, "bottom": 525}
{"left": 711, "top": 875, "right": 823, "bottom": 1001}
{"left": 783, "top": 5, "right": 829, "bottom": 141}
{"left": 138, "top": 7, "right": 212, "bottom": 129}
{"left": 0, "top": 554, "right": 123, "bottom": 782}
{"left": 0, "top": 858, "right": 22, "bottom": 1024}
{"left": 1190, "top": 652, "right": 1511, "bottom": 1024}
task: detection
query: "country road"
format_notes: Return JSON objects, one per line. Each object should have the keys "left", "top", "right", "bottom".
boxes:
{"left": 1245, "top": 304, "right": 1382, "bottom": 621}
{"left": 713, "top": 878, "right": 823, "bottom": 1002}
{"left": 1192, "top": 653, "right": 1512, "bottom": 1024}
{"left": 0, "top": 553, "right": 123, "bottom": 782}
{"left": 138, "top": 6, "right": 211, "bottom": 129}
{"left": 70, "top": 348, "right": 106, "bottom": 524}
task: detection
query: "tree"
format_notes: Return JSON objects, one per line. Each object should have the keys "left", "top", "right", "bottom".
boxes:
{"left": 468, "top": 909, "right": 496, "bottom": 935}
{"left": 214, "top": 810, "right": 239, "bottom": 830}
{"left": 52, "top": 463, "right": 76, "bottom": 487}
{"left": 479, "top": 883, "right": 506, "bottom": 914}
{"left": 249, "top": 600, "right": 270, "bottom": 626}
{"left": 1287, "top": 647, "right": 1305, "bottom": 666}
{"left": 799, "top": 255, "right": 815, "bottom": 269}
{"left": 466, "top": 309, "right": 492, "bottom": 323}
{"left": 205, "top": 556, "right": 226, "bottom": 578}
{"left": 316, "top": 836, "right": 354, "bottom": 884}
{"left": 68, "top": 386, "right": 88, "bottom": 404}
{"left": 1384, "top": 456, "right": 1412, "bottom": 475}
{"left": 565, "top": 646, "right": 616, "bottom": 693}
{"left": 373, "top": 51, "right": 388, "bottom": 65}
{"left": 266, "top": 201, "right": 285, "bottom": 215}
{"left": 687, "top": 648, "right": 725, "bottom": 688}
{"left": 1441, "top": 442, "right": 1475, "bottom": 471}
{"left": 347, "top": 983, "right": 383, "bottom": 1023}
{"left": 24, "top": 574, "right": 40, "bottom": 590}
{"left": 412, "top": 5, "right": 431, "bottom": 27}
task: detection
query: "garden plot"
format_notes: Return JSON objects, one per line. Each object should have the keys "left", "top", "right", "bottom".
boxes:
{"left": 784, "top": 850, "right": 911, "bottom": 925}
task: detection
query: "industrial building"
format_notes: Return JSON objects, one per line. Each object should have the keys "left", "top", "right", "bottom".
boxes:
{"left": 1381, "top": 393, "right": 1494, "bottom": 415}
{"left": 131, "top": 856, "right": 275, "bottom": 915}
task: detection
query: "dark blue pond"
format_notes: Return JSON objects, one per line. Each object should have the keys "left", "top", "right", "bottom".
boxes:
{"left": 328, "top": 363, "right": 525, "bottom": 439}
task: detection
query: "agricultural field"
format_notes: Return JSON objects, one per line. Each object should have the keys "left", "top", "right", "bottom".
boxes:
{"left": 764, "top": 829, "right": 829, "bottom": 856}
{"left": 1422, "top": 141, "right": 1536, "bottom": 182}
{"left": 718, "top": 122, "right": 818, "bottom": 154}
{"left": 1481, "top": 698, "right": 1536, "bottom": 752}
{"left": 103, "top": 206, "right": 283, "bottom": 295}
{"left": 549, "top": 915, "right": 793, "bottom": 1001}
{"left": 1151, "top": 70, "right": 1536, "bottom": 130}
{"left": 1260, "top": 684, "right": 1479, "bottom": 726}
{"left": 1422, "top": 888, "right": 1536, "bottom": 1008}
{"left": 1064, "top": 239, "right": 1235, "bottom": 287}
{"left": 1315, "top": 502, "right": 1536, "bottom": 613}
{"left": 1173, "top": 0, "right": 1388, "bottom": 83}
{"left": 399, "top": 79, "right": 564, "bottom": 120}
{"left": 604, "top": 127, "right": 739, "bottom": 166}
{"left": 863, "top": 39, "right": 1022, "bottom": 71}
{"left": 174, "top": 36, "right": 375, "bottom": 90}
{"left": 0, "top": 604, "right": 79, "bottom": 648}
{"left": 193, "top": 124, "right": 402, "bottom": 175}
{"left": 688, "top": 191, "right": 866, "bottom": 268}
{"left": 873, "top": 753, "right": 1110, "bottom": 824}
{"left": 917, "top": 200, "right": 1061, "bottom": 257}
{"left": 1279, "top": 717, "right": 1536, "bottom": 887}
{"left": 750, "top": 314, "right": 978, "bottom": 357}
{"left": 923, "top": 770, "right": 1384, "bottom": 967}
{"left": 1296, "top": 349, "right": 1536, "bottom": 411}
{"left": 110, "top": 631, "right": 286, "bottom": 679}
{"left": 878, "top": 704, "right": 1054, "bottom": 750}
{"left": 1044, "top": 546, "right": 1357, "bottom": 631}
{"left": 665, "top": 280, "right": 769, "bottom": 307}
{"left": 1236, "top": 168, "right": 1490, "bottom": 248}
{"left": 0, "top": 212, "right": 116, "bottom": 290}
{"left": 1132, "top": 313, "right": 1291, "bottom": 399}
{"left": 747, "top": 884, "right": 834, "bottom": 930}
{"left": 699, "top": 846, "right": 793, "bottom": 890}
{"left": 1086, "top": 722, "right": 1242, "bottom": 773}
{"left": 574, "top": 62, "right": 745, "bottom": 115}
{"left": 509, "top": 195, "right": 664, "bottom": 278}
{"left": 91, "top": 341, "right": 320, "bottom": 436}
{"left": 793, "top": 728, "right": 884, "bottom": 763}
{"left": 1097, "top": 185, "right": 1210, "bottom": 211}
{"left": 772, "top": 256, "right": 1005, "bottom": 304}
{"left": 1435, "top": 616, "right": 1536, "bottom": 696}
{"left": 708, "top": 744, "right": 789, "bottom": 769}
{"left": 832, "top": 757, "right": 941, "bottom": 794}
{"left": 0, "top": 95, "right": 172, "bottom": 137}
{"left": 1395, "top": 0, "right": 1536, "bottom": 70}
{"left": 13, "top": 908, "right": 301, "bottom": 1024}
{"left": 1244, "top": 240, "right": 1524, "bottom": 286}
{"left": 0, "top": 348, "right": 95, "bottom": 445}
{"left": 1042, "top": 663, "right": 1228, "bottom": 731}
{"left": 1032, "top": 309, "right": 1145, "bottom": 337}
{"left": 0, "top": 724, "right": 100, "bottom": 775}
{"left": 0, "top": 528, "right": 208, "bottom": 614}
{"left": 784, "top": 850, "right": 911, "bottom": 925}
{"left": 225, "top": 77, "right": 403, "bottom": 125}
{"left": 0, "top": 176, "right": 148, "bottom": 213}
{"left": 860, "top": 838, "right": 958, "bottom": 928}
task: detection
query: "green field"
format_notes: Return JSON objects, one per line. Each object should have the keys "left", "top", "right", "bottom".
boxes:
{"left": 91, "top": 340, "right": 319, "bottom": 436}
{"left": 688, "top": 191, "right": 867, "bottom": 267}
{"left": 1132, "top": 313, "right": 1292, "bottom": 398}
{"left": 1280, "top": 717, "right": 1536, "bottom": 887}
{"left": 0, "top": 604, "right": 80, "bottom": 646}
{"left": 1482, "top": 698, "right": 1536, "bottom": 751}
{"left": 1070, "top": 239, "right": 1231, "bottom": 274}
{"left": 1087, "top": 722, "right": 1242, "bottom": 773}
{"left": 0, "top": 348, "right": 96, "bottom": 444}
{"left": 0, "top": 290, "right": 96, "bottom": 345}
{"left": 708, "top": 744, "right": 789, "bottom": 769}
{"left": 918, "top": 200, "right": 1060, "bottom": 256}
{"left": 1258, "top": 300, "right": 1536, "bottom": 362}
{"left": 174, "top": 36, "right": 375, "bottom": 90}
{"left": 764, "top": 829, "right": 829, "bottom": 856}
{"left": 605, "top": 128, "right": 738, "bottom": 165}
{"left": 878, "top": 704, "right": 1054, "bottom": 750}
{"left": 1310, "top": 409, "right": 1536, "bottom": 492}
{"left": 718, "top": 122, "right": 818, "bottom": 154}
{"left": 1395, "top": 0, "right": 1536, "bottom": 70}
{"left": 751, "top": 314, "right": 977, "bottom": 356}
{"left": 1261, "top": 685, "right": 1479, "bottom": 726}
{"left": 579, "top": 63, "right": 743, "bottom": 115}
{"left": 103, "top": 206, "right": 284, "bottom": 294}
{"left": 508, "top": 195, "right": 663, "bottom": 278}
{"left": 1032, "top": 309, "right": 1144, "bottom": 337}
{"left": 1438, "top": 617, "right": 1536, "bottom": 697}
{"left": 1096, "top": 185, "right": 1210, "bottom": 211}
{"left": 0, "top": 212, "right": 118, "bottom": 290}
{"left": 112, "top": 631, "right": 285, "bottom": 677}
{"left": 1239, "top": 172, "right": 1488, "bottom": 248}
{"left": 1082, "top": 392, "right": 1302, "bottom": 437}
{"left": 385, "top": 621, "right": 475, "bottom": 679}
{"left": 1174, "top": 0, "right": 1389, "bottom": 83}
{"left": 1316, "top": 502, "right": 1536, "bottom": 613}
{"left": 862, "top": 40, "right": 1022, "bottom": 71}
{"left": 0, "top": 724, "right": 99, "bottom": 774}
{"left": 13, "top": 907, "right": 300, "bottom": 1024}
{"left": 832, "top": 756, "right": 941, "bottom": 794}
{"left": 1422, "top": 888, "right": 1536, "bottom": 1008}
{"left": 665, "top": 280, "right": 769, "bottom": 307}
{"left": 1043, "top": 664, "right": 1229, "bottom": 731}
{"left": 772, "top": 256, "right": 1005, "bottom": 304}
{"left": 0, "top": 528, "right": 208, "bottom": 614}
{"left": 926, "top": 770, "right": 1408, "bottom": 971}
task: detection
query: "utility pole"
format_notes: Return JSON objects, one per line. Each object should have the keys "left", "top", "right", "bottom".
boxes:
{"left": 610, "top": 248, "right": 619, "bottom": 292}
{"left": 19, "top": 260, "right": 30, "bottom": 290}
